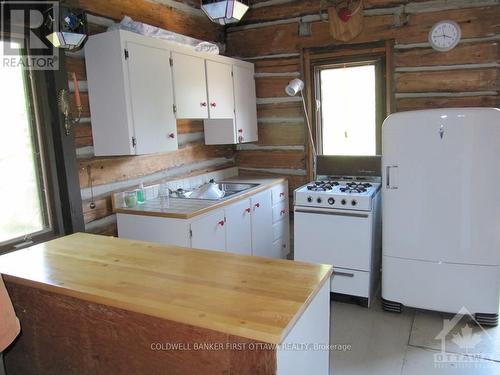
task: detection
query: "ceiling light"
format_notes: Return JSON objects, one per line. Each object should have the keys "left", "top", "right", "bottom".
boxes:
{"left": 201, "top": 1, "right": 249, "bottom": 25}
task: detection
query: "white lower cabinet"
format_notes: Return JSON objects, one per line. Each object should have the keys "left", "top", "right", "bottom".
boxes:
{"left": 225, "top": 198, "right": 252, "bottom": 256}
{"left": 117, "top": 184, "right": 289, "bottom": 259}
{"left": 190, "top": 209, "right": 226, "bottom": 252}
{"left": 250, "top": 190, "right": 274, "bottom": 258}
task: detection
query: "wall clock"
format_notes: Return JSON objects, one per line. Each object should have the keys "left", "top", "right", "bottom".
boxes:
{"left": 428, "top": 20, "right": 461, "bottom": 52}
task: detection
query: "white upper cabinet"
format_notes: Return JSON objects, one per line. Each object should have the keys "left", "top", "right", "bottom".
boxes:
{"left": 203, "top": 63, "right": 258, "bottom": 145}
{"left": 233, "top": 64, "right": 258, "bottom": 143}
{"left": 126, "top": 42, "right": 177, "bottom": 154}
{"left": 85, "top": 30, "right": 177, "bottom": 156}
{"left": 171, "top": 52, "right": 209, "bottom": 119}
{"left": 206, "top": 60, "right": 234, "bottom": 119}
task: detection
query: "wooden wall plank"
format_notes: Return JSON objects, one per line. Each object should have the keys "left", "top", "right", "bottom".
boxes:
{"left": 257, "top": 123, "right": 305, "bottom": 146}
{"left": 396, "top": 95, "right": 499, "bottom": 111}
{"left": 74, "top": 122, "right": 93, "bottom": 148}
{"left": 79, "top": 142, "right": 234, "bottom": 188}
{"left": 236, "top": 150, "right": 305, "bottom": 169}
{"left": 395, "top": 68, "right": 498, "bottom": 92}
{"left": 177, "top": 119, "right": 204, "bottom": 134}
{"left": 66, "top": 57, "right": 86, "bottom": 80}
{"left": 227, "top": 7, "right": 500, "bottom": 57}
{"left": 66, "top": 0, "right": 223, "bottom": 42}
{"left": 395, "top": 41, "right": 499, "bottom": 67}
{"left": 256, "top": 76, "right": 295, "bottom": 98}
{"left": 257, "top": 102, "right": 304, "bottom": 119}
{"left": 254, "top": 57, "right": 301, "bottom": 74}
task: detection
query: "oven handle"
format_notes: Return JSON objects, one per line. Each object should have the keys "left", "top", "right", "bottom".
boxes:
{"left": 294, "top": 209, "right": 369, "bottom": 218}
{"left": 332, "top": 270, "right": 355, "bottom": 278}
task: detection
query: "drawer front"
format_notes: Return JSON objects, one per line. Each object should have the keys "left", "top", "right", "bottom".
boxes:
{"left": 271, "top": 183, "right": 288, "bottom": 205}
{"left": 330, "top": 267, "right": 370, "bottom": 297}
{"left": 272, "top": 200, "right": 288, "bottom": 223}
{"left": 273, "top": 217, "right": 289, "bottom": 242}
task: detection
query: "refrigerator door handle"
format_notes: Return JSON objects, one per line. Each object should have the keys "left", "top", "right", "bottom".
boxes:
{"left": 386, "top": 165, "right": 398, "bottom": 189}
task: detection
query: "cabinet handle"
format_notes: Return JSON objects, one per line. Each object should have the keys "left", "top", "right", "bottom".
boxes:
{"left": 245, "top": 208, "right": 251, "bottom": 213}
{"left": 332, "top": 271, "right": 355, "bottom": 278}
{"left": 168, "top": 133, "right": 175, "bottom": 139}
{"left": 238, "top": 129, "right": 243, "bottom": 133}
{"left": 210, "top": 102, "right": 217, "bottom": 107}
{"left": 238, "top": 135, "right": 244, "bottom": 143}
{"left": 279, "top": 192, "right": 285, "bottom": 197}
{"left": 201, "top": 102, "right": 207, "bottom": 107}
{"left": 254, "top": 203, "right": 260, "bottom": 209}
{"left": 280, "top": 209, "right": 286, "bottom": 216}
{"left": 218, "top": 220, "right": 225, "bottom": 227}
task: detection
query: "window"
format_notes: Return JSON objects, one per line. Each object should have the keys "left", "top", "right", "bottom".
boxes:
{"left": 314, "top": 58, "right": 385, "bottom": 157}
{"left": 0, "top": 40, "right": 53, "bottom": 249}
{"left": 319, "top": 63, "right": 377, "bottom": 156}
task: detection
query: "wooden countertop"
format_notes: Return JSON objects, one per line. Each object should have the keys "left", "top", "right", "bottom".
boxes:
{"left": 115, "top": 177, "right": 286, "bottom": 219}
{"left": 0, "top": 233, "right": 332, "bottom": 344}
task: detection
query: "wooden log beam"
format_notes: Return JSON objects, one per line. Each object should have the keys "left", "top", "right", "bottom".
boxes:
{"left": 396, "top": 95, "right": 499, "bottom": 111}
{"left": 227, "top": 7, "right": 500, "bottom": 57}
{"left": 257, "top": 123, "right": 305, "bottom": 146}
{"left": 64, "top": 0, "right": 223, "bottom": 42}
{"left": 395, "top": 68, "right": 498, "bottom": 92}
{"left": 78, "top": 142, "right": 235, "bottom": 188}
{"left": 395, "top": 41, "right": 499, "bottom": 67}
{"left": 236, "top": 150, "right": 306, "bottom": 169}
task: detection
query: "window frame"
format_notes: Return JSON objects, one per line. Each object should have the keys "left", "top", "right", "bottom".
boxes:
{"left": 313, "top": 58, "right": 384, "bottom": 156}
{"left": 0, "top": 24, "right": 84, "bottom": 253}
{"left": 302, "top": 42, "right": 394, "bottom": 179}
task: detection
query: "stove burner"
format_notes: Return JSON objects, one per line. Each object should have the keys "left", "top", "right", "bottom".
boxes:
{"left": 307, "top": 180, "right": 339, "bottom": 191}
{"left": 340, "top": 187, "right": 367, "bottom": 194}
{"left": 340, "top": 182, "right": 373, "bottom": 194}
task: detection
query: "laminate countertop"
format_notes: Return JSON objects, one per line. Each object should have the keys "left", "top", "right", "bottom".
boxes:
{"left": 114, "top": 177, "right": 287, "bottom": 220}
{"left": 0, "top": 233, "right": 332, "bottom": 344}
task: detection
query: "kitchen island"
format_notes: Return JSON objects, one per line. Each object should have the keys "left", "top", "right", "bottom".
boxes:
{"left": 0, "top": 233, "right": 332, "bottom": 375}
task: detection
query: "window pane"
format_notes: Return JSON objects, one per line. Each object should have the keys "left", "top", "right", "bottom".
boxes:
{"left": 320, "top": 64, "right": 376, "bottom": 156}
{"left": 0, "top": 41, "right": 48, "bottom": 243}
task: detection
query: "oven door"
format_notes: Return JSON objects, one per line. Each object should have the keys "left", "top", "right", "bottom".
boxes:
{"left": 294, "top": 206, "right": 373, "bottom": 271}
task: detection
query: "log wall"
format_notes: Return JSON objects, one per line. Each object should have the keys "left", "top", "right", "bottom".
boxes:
{"left": 65, "top": 1, "right": 233, "bottom": 236}
{"left": 226, "top": 0, "right": 500, "bottom": 188}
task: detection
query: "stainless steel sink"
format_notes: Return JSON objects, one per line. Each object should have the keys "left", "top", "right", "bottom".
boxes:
{"left": 172, "top": 182, "right": 259, "bottom": 201}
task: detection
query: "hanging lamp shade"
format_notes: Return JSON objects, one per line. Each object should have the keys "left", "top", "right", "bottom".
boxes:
{"left": 201, "top": 1, "right": 249, "bottom": 25}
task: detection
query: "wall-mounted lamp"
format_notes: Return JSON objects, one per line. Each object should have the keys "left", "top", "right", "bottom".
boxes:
{"left": 201, "top": 0, "right": 249, "bottom": 25}
{"left": 58, "top": 73, "right": 83, "bottom": 136}
{"left": 285, "top": 78, "right": 317, "bottom": 177}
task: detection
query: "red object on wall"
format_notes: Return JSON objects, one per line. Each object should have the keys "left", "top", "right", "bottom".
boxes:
{"left": 337, "top": 7, "right": 352, "bottom": 22}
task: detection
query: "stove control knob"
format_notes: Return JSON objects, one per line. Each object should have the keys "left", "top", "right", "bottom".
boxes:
{"left": 351, "top": 200, "right": 357, "bottom": 206}
{"left": 307, "top": 196, "right": 313, "bottom": 203}
{"left": 328, "top": 198, "right": 335, "bottom": 205}
{"left": 316, "top": 197, "right": 322, "bottom": 204}
{"left": 341, "top": 199, "right": 347, "bottom": 205}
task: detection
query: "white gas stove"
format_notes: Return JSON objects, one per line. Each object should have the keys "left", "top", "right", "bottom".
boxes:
{"left": 294, "top": 175, "right": 382, "bottom": 307}
{"left": 294, "top": 177, "right": 380, "bottom": 211}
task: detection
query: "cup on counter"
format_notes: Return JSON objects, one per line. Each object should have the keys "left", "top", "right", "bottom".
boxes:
{"left": 159, "top": 182, "right": 170, "bottom": 208}
{"left": 124, "top": 190, "right": 138, "bottom": 208}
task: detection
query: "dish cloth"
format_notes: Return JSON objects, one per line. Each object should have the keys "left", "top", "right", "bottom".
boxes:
{"left": 0, "top": 276, "right": 20, "bottom": 352}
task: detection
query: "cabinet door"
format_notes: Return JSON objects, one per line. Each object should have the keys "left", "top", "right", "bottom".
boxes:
{"left": 206, "top": 60, "right": 234, "bottom": 119}
{"left": 225, "top": 199, "right": 252, "bottom": 256}
{"left": 190, "top": 209, "right": 226, "bottom": 252}
{"left": 171, "top": 52, "right": 208, "bottom": 119}
{"left": 250, "top": 189, "right": 274, "bottom": 258}
{"left": 126, "top": 42, "right": 177, "bottom": 154}
{"left": 233, "top": 65, "right": 258, "bottom": 143}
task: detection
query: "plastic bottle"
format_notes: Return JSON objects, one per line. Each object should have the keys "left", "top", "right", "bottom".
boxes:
{"left": 137, "top": 181, "right": 145, "bottom": 204}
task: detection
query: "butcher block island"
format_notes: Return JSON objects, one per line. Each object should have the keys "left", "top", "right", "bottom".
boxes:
{"left": 0, "top": 233, "right": 332, "bottom": 375}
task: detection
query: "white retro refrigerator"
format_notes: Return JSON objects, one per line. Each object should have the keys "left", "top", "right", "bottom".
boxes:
{"left": 381, "top": 108, "right": 500, "bottom": 325}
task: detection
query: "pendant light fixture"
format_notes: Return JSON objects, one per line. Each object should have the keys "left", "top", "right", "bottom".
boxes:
{"left": 201, "top": 1, "right": 249, "bottom": 25}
